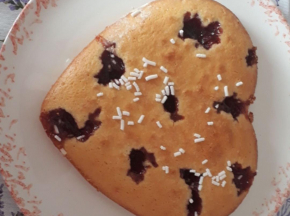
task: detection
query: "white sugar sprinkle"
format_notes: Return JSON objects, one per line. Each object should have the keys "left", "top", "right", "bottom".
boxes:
{"left": 199, "top": 177, "right": 204, "bottom": 185}
{"left": 76, "top": 135, "right": 85, "bottom": 140}
{"left": 138, "top": 115, "right": 145, "bottom": 124}
{"left": 143, "top": 63, "right": 148, "bottom": 68}
{"left": 130, "top": 72, "right": 139, "bottom": 77}
{"left": 221, "top": 181, "right": 227, "bottom": 187}
{"left": 122, "top": 111, "right": 130, "bottom": 116}
{"left": 161, "top": 90, "right": 166, "bottom": 95}
{"left": 133, "top": 98, "right": 140, "bottom": 102}
{"left": 133, "top": 82, "right": 140, "bottom": 92}
{"left": 160, "top": 66, "right": 168, "bottom": 73}
{"left": 194, "top": 133, "right": 201, "bottom": 138}
{"left": 134, "top": 68, "right": 140, "bottom": 72}
{"left": 207, "top": 122, "right": 214, "bottom": 126}
{"left": 113, "top": 83, "right": 120, "bottom": 90}
{"left": 161, "top": 96, "right": 168, "bottom": 104}
{"left": 127, "top": 121, "right": 134, "bottom": 126}
{"left": 170, "top": 86, "right": 175, "bottom": 95}
{"left": 142, "top": 57, "right": 156, "bottom": 66}
{"left": 97, "top": 92, "right": 104, "bottom": 97}
{"left": 212, "top": 181, "right": 220, "bottom": 186}
{"left": 219, "top": 174, "right": 226, "bottom": 181}
{"left": 121, "top": 75, "right": 128, "bottom": 82}
{"left": 54, "top": 125, "right": 59, "bottom": 134}
{"left": 131, "top": 10, "right": 141, "bottom": 17}
{"left": 218, "top": 171, "right": 226, "bottom": 177}
{"left": 189, "top": 198, "right": 194, "bottom": 204}
{"left": 54, "top": 135, "right": 61, "bottom": 142}
{"left": 226, "top": 167, "right": 233, "bottom": 172}
{"left": 206, "top": 169, "right": 212, "bottom": 177}
{"left": 205, "top": 107, "right": 211, "bottom": 114}
{"left": 179, "top": 148, "right": 185, "bottom": 154}
{"left": 160, "top": 146, "right": 166, "bottom": 150}
{"left": 203, "top": 172, "right": 208, "bottom": 177}
{"left": 202, "top": 159, "right": 208, "bottom": 165}
{"left": 170, "top": 38, "right": 176, "bottom": 44}
{"left": 117, "top": 107, "right": 122, "bottom": 117}
{"left": 195, "top": 173, "right": 201, "bottom": 177}
{"left": 214, "top": 86, "right": 219, "bottom": 91}
{"left": 114, "top": 79, "right": 120, "bottom": 85}
{"left": 198, "top": 185, "right": 203, "bottom": 191}
{"left": 236, "top": 81, "right": 243, "bottom": 87}
{"left": 194, "top": 138, "right": 205, "bottom": 143}
{"left": 134, "top": 92, "right": 142, "bottom": 96}
{"left": 109, "top": 82, "right": 113, "bottom": 88}
{"left": 138, "top": 71, "right": 144, "bottom": 79}
{"left": 119, "top": 79, "right": 124, "bottom": 85}
{"left": 163, "top": 76, "right": 169, "bottom": 85}
{"left": 168, "top": 82, "right": 174, "bottom": 86}
{"left": 156, "top": 94, "right": 161, "bottom": 98}
{"left": 195, "top": 212, "right": 198, "bottom": 216}
{"left": 174, "top": 152, "right": 182, "bottom": 157}
{"left": 238, "top": 175, "right": 243, "bottom": 180}
{"left": 227, "top": 161, "right": 231, "bottom": 167}
{"left": 179, "top": 30, "right": 184, "bottom": 37}
{"left": 110, "top": 54, "right": 115, "bottom": 58}
{"left": 165, "top": 86, "right": 170, "bottom": 95}
{"left": 126, "top": 85, "right": 132, "bottom": 90}
{"left": 224, "top": 86, "right": 229, "bottom": 97}
{"left": 125, "top": 82, "right": 131, "bottom": 86}
{"left": 215, "top": 104, "right": 219, "bottom": 109}
{"left": 113, "top": 116, "right": 122, "bottom": 120}
{"left": 196, "top": 53, "right": 207, "bottom": 58}
{"left": 60, "top": 148, "right": 67, "bottom": 156}
{"left": 190, "top": 170, "right": 195, "bottom": 173}
{"left": 120, "top": 120, "right": 125, "bottom": 131}
{"left": 156, "top": 98, "right": 161, "bottom": 102}
{"left": 156, "top": 121, "right": 162, "bottom": 128}
{"left": 128, "top": 77, "right": 137, "bottom": 81}
{"left": 217, "top": 74, "right": 222, "bottom": 81}
{"left": 145, "top": 74, "right": 158, "bottom": 81}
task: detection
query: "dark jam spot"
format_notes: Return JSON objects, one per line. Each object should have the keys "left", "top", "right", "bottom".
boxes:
{"left": 231, "top": 162, "right": 257, "bottom": 196}
{"left": 163, "top": 94, "right": 184, "bottom": 122}
{"left": 94, "top": 36, "right": 125, "bottom": 85}
{"left": 246, "top": 47, "right": 258, "bottom": 66}
{"left": 127, "top": 147, "right": 158, "bottom": 184}
{"left": 180, "top": 169, "right": 202, "bottom": 216}
{"left": 179, "top": 12, "right": 223, "bottom": 50}
{"left": 213, "top": 93, "right": 246, "bottom": 120}
{"left": 40, "top": 108, "right": 102, "bottom": 147}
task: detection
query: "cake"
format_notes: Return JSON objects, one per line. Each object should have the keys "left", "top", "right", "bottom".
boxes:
{"left": 40, "top": 0, "right": 258, "bottom": 215}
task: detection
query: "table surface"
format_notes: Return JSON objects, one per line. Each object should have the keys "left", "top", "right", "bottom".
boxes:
{"left": 0, "top": 0, "right": 289, "bottom": 215}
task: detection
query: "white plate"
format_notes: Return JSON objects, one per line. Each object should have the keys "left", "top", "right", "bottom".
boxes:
{"left": 0, "top": 0, "right": 290, "bottom": 215}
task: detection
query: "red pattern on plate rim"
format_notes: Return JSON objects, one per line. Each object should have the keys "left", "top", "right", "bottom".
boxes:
{"left": 250, "top": 1, "right": 290, "bottom": 215}
{"left": 0, "top": 0, "right": 63, "bottom": 215}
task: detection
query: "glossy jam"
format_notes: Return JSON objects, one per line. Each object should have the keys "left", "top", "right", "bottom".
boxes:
{"left": 163, "top": 95, "right": 184, "bottom": 122}
{"left": 213, "top": 93, "right": 246, "bottom": 120}
{"left": 94, "top": 36, "right": 125, "bottom": 85}
{"left": 127, "top": 147, "right": 158, "bottom": 184}
{"left": 180, "top": 169, "right": 202, "bottom": 216}
{"left": 246, "top": 47, "right": 258, "bottom": 66}
{"left": 231, "top": 162, "right": 256, "bottom": 196}
{"left": 179, "top": 12, "right": 223, "bottom": 50}
{"left": 40, "top": 108, "right": 102, "bottom": 147}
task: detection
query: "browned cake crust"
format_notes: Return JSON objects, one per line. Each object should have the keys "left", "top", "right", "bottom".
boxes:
{"left": 40, "top": 0, "right": 258, "bottom": 215}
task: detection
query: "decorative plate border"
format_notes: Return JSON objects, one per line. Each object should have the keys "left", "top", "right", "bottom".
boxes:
{"left": 0, "top": 1, "right": 63, "bottom": 215}
{"left": 0, "top": 0, "right": 289, "bottom": 215}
